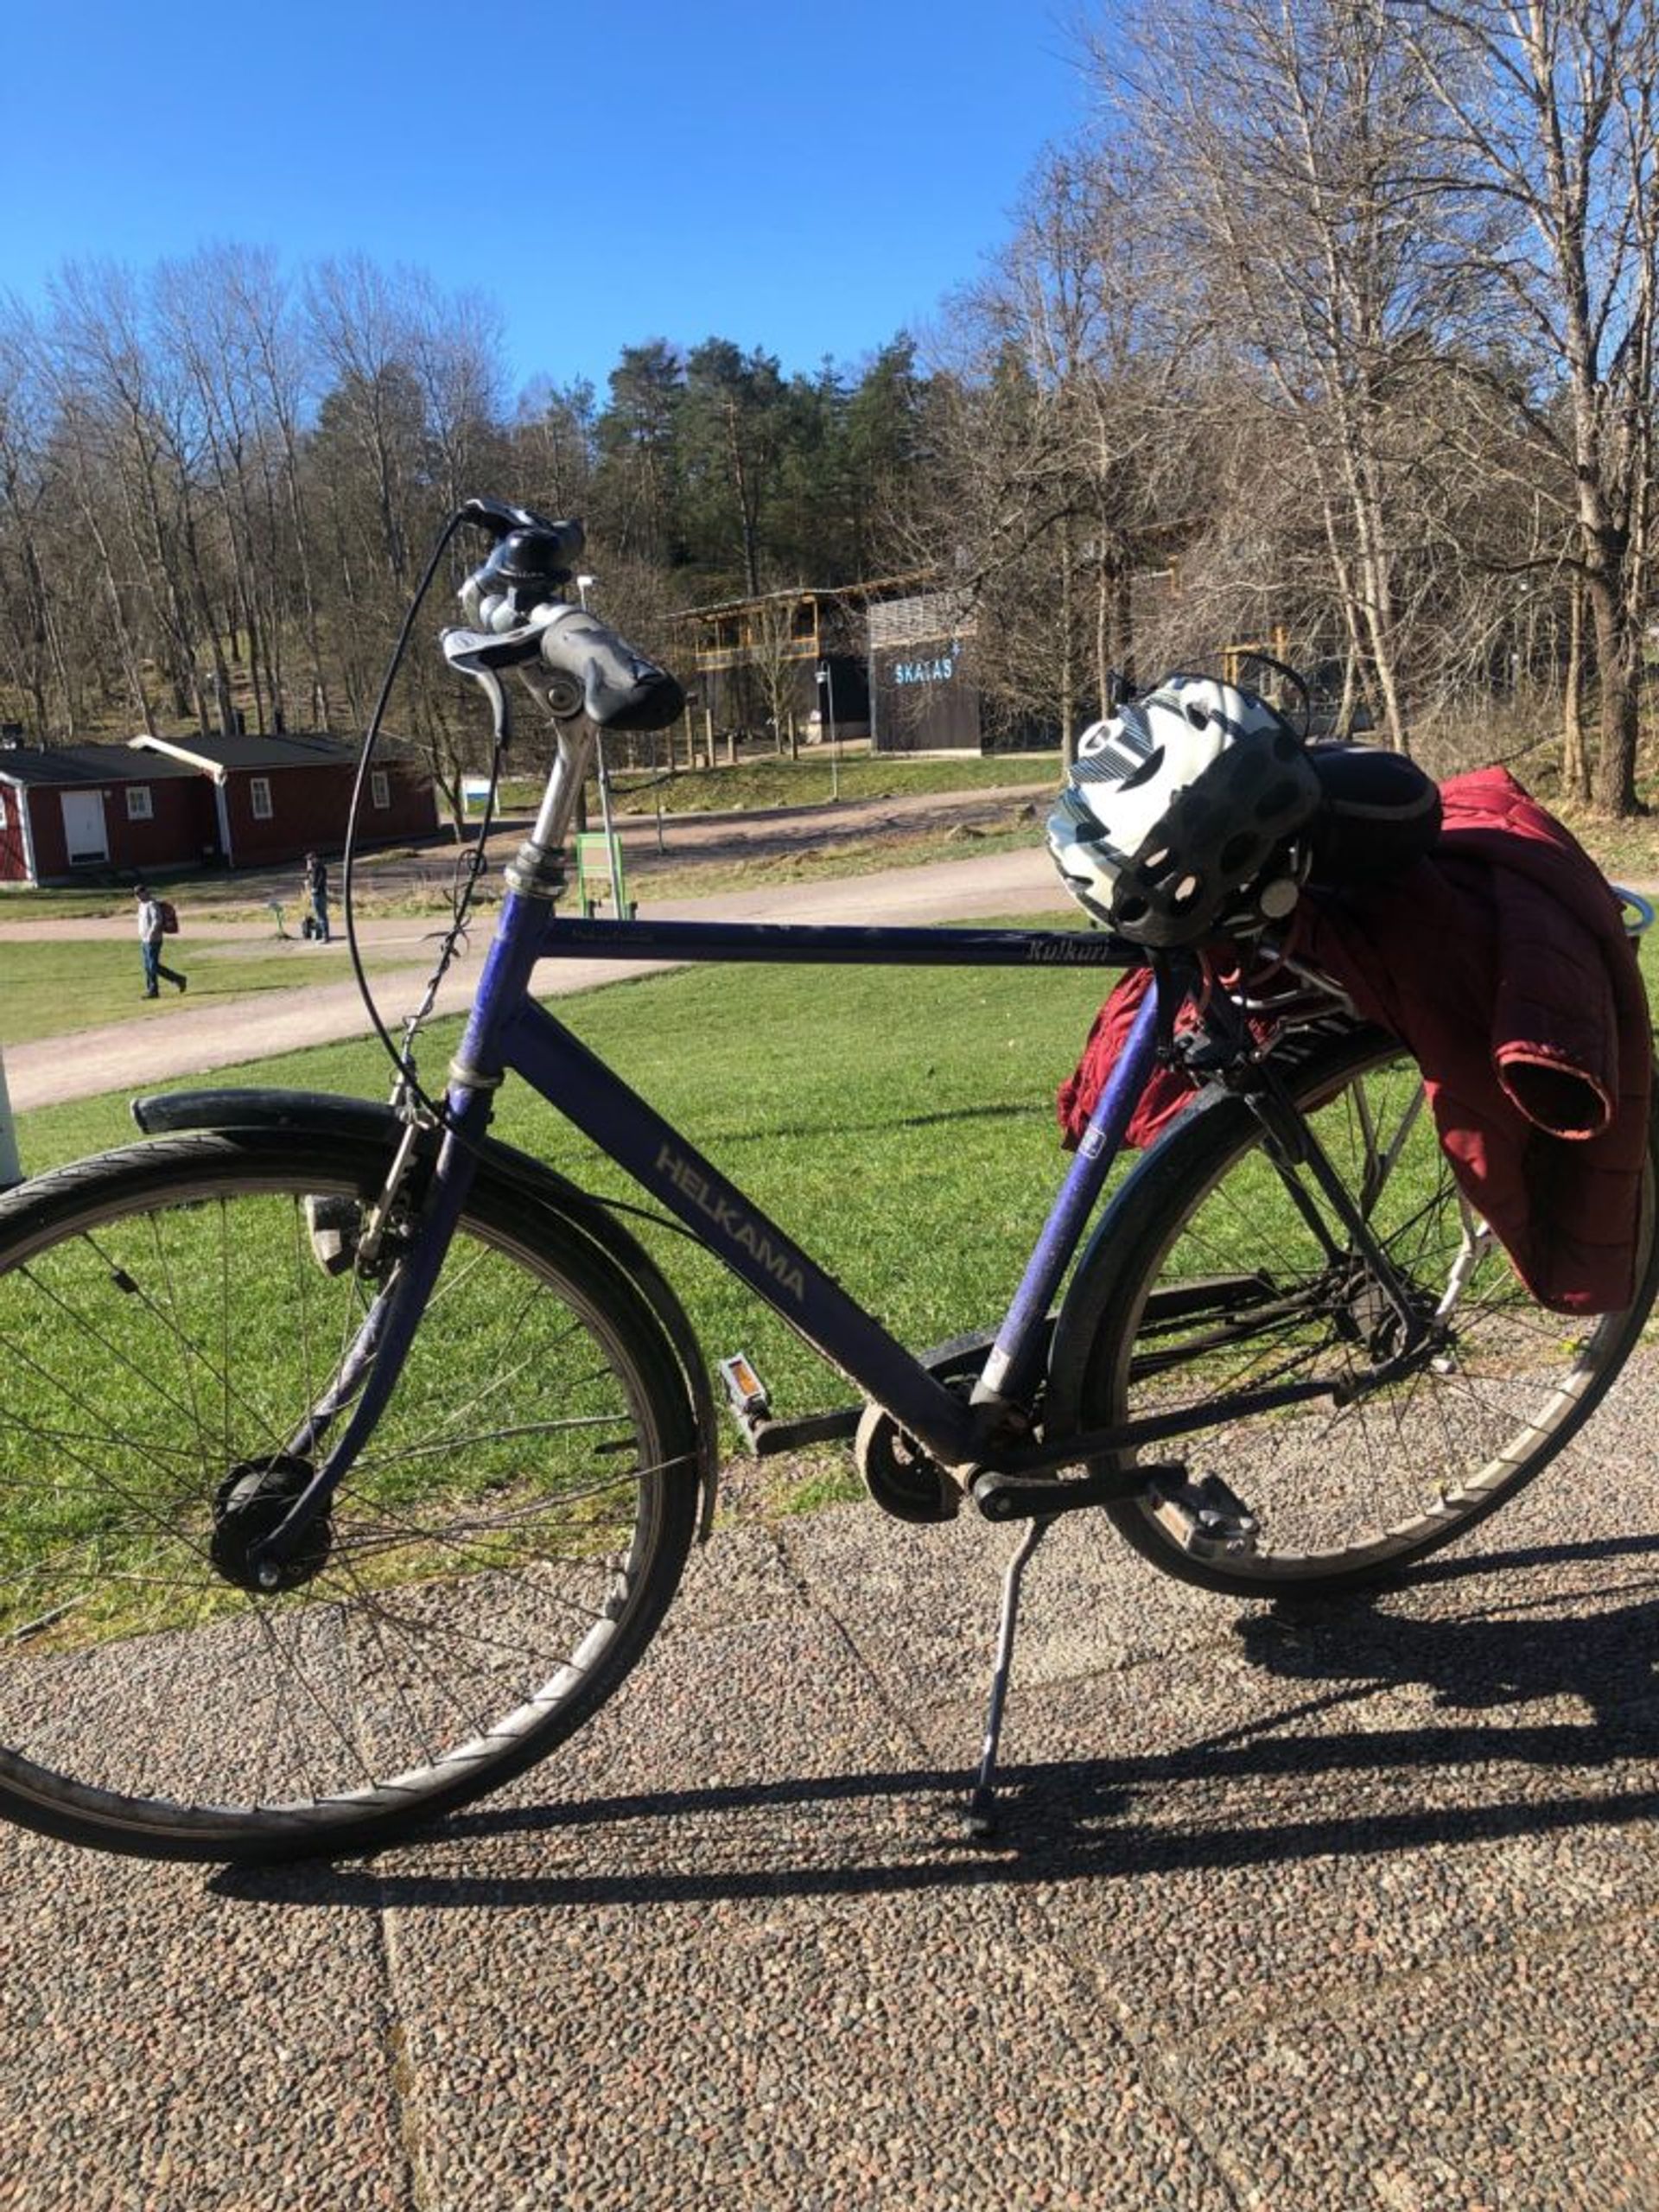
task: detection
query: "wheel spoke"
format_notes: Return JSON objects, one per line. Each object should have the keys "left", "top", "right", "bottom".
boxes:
{"left": 1070, "top": 1033, "right": 1656, "bottom": 1592}
{"left": 0, "top": 1145, "right": 693, "bottom": 1859}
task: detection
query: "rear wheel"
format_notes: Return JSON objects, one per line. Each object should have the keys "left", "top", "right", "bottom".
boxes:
{"left": 0, "top": 1135, "right": 699, "bottom": 1859}
{"left": 1049, "top": 1029, "right": 1659, "bottom": 1595}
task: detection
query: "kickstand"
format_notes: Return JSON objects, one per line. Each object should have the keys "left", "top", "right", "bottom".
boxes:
{"left": 964, "top": 1518, "right": 1050, "bottom": 1839}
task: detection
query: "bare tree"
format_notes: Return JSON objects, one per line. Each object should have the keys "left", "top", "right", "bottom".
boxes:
{"left": 223, "top": 248, "right": 333, "bottom": 728}
{"left": 1390, "top": 0, "right": 1659, "bottom": 811}
{"left": 0, "top": 302, "right": 77, "bottom": 735}
{"left": 918, "top": 143, "right": 1180, "bottom": 760}
{"left": 747, "top": 592, "right": 808, "bottom": 755}
{"left": 1092, "top": 0, "right": 1493, "bottom": 751}
{"left": 512, "top": 378, "right": 598, "bottom": 522}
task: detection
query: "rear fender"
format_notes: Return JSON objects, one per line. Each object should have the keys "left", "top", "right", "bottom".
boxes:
{"left": 130, "top": 1086, "right": 721, "bottom": 1537}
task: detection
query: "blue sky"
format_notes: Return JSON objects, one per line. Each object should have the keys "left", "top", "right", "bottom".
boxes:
{"left": 1, "top": 2, "right": 1093, "bottom": 400}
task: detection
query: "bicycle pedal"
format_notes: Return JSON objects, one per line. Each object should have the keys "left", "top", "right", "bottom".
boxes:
{"left": 1146, "top": 1470, "right": 1259, "bottom": 1560}
{"left": 719, "top": 1351, "right": 772, "bottom": 1449}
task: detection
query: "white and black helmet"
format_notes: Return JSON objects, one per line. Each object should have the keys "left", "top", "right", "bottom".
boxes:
{"left": 1046, "top": 674, "right": 1323, "bottom": 947}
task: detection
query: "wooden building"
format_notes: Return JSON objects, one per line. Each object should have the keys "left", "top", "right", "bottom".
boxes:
{"left": 673, "top": 576, "right": 1050, "bottom": 755}
{"left": 671, "top": 582, "right": 909, "bottom": 747}
{"left": 127, "top": 731, "right": 438, "bottom": 870}
{"left": 0, "top": 728, "right": 439, "bottom": 887}
{"left": 0, "top": 744, "right": 210, "bottom": 887}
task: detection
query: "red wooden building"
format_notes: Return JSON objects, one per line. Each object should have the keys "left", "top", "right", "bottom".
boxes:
{"left": 0, "top": 745, "right": 211, "bottom": 887}
{"left": 128, "top": 731, "right": 437, "bottom": 870}
{"left": 0, "top": 730, "right": 438, "bottom": 887}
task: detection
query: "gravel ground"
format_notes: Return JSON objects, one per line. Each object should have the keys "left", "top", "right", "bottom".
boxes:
{"left": 5, "top": 1364, "right": 1659, "bottom": 2209}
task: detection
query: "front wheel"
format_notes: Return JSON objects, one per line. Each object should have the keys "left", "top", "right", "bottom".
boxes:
{"left": 1048, "top": 1029, "right": 1659, "bottom": 1596}
{"left": 0, "top": 1135, "right": 700, "bottom": 1859}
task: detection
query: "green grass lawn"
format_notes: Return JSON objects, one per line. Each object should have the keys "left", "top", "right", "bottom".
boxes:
{"left": 12, "top": 922, "right": 1121, "bottom": 1478}
{"left": 0, "top": 933, "right": 434, "bottom": 1046}
{"left": 494, "top": 749, "right": 1062, "bottom": 819}
{"left": 606, "top": 815, "right": 1044, "bottom": 903}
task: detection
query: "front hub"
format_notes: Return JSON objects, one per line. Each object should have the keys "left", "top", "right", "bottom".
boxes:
{"left": 210, "top": 1455, "right": 334, "bottom": 1592}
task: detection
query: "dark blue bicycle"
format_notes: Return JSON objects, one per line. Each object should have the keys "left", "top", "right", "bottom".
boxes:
{"left": 2, "top": 498, "right": 1654, "bottom": 1862}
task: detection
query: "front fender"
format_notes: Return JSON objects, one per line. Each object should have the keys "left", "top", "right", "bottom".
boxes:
{"left": 130, "top": 1086, "right": 721, "bottom": 1538}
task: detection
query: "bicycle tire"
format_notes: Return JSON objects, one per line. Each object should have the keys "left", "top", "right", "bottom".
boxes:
{"left": 0, "top": 1132, "right": 701, "bottom": 1860}
{"left": 1047, "top": 1027, "right": 1659, "bottom": 1596}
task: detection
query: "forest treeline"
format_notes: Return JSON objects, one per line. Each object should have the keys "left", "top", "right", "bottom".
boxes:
{"left": 2, "top": 0, "right": 1655, "bottom": 816}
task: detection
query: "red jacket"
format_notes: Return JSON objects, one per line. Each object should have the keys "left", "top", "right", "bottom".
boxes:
{"left": 1058, "top": 769, "right": 1651, "bottom": 1314}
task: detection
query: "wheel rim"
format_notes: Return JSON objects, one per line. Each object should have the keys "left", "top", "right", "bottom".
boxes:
{"left": 1100, "top": 1046, "right": 1650, "bottom": 1583}
{"left": 0, "top": 1159, "right": 674, "bottom": 1844}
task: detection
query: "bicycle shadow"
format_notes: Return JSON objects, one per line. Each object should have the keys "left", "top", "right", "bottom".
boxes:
{"left": 213, "top": 1529, "right": 1659, "bottom": 1912}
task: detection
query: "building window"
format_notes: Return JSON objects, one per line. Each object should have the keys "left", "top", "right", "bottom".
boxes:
{"left": 250, "top": 776, "right": 273, "bottom": 821}
{"left": 370, "top": 770, "right": 391, "bottom": 810}
{"left": 0, "top": 790, "right": 8, "bottom": 829}
{"left": 125, "top": 784, "right": 153, "bottom": 822}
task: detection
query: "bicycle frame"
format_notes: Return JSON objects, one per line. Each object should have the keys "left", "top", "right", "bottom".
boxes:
{"left": 244, "top": 871, "right": 1179, "bottom": 1580}
{"left": 466, "top": 906, "right": 1167, "bottom": 1468}
{"left": 245, "top": 687, "right": 1397, "bottom": 1584}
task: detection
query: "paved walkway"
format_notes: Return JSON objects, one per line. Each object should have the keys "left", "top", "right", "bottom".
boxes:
{"left": 6, "top": 1406, "right": 1659, "bottom": 2209}
{"left": 5, "top": 829, "right": 1659, "bottom": 2207}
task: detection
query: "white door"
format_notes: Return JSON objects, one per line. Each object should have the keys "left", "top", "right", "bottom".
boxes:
{"left": 60, "top": 789, "right": 108, "bottom": 866}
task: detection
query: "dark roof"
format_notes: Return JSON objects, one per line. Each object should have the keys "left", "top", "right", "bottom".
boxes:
{"left": 0, "top": 743, "right": 200, "bottom": 786}
{"left": 671, "top": 574, "right": 930, "bottom": 622}
{"left": 130, "top": 731, "right": 361, "bottom": 772}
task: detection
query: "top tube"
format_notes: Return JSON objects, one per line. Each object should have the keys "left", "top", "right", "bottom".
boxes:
{"left": 532, "top": 913, "right": 1148, "bottom": 969}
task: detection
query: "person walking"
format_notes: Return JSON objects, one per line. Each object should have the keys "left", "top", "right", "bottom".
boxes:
{"left": 134, "top": 884, "right": 187, "bottom": 998}
{"left": 302, "top": 850, "right": 331, "bottom": 944}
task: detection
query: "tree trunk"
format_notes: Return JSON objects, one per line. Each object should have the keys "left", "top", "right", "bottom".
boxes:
{"left": 1560, "top": 576, "right": 1590, "bottom": 802}
{"left": 1587, "top": 564, "right": 1640, "bottom": 814}
{"left": 1059, "top": 534, "right": 1077, "bottom": 768}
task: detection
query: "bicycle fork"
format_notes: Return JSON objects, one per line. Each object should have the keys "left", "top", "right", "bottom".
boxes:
{"left": 242, "top": 1109, "right": 486, "bottom": 1592}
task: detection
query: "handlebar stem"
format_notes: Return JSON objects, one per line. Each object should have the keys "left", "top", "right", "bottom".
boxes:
{"left": 518, "top": 666, "right": 600, "bottom": 856}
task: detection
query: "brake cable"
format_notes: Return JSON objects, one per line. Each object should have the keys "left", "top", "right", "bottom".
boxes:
{"left": 340, "top": 506, "right": 702, "bottom": 1253}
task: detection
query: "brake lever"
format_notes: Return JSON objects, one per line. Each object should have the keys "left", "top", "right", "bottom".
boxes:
{"left": 441, "top": 624, "right": 542, "bottom": 673}
{"left": 439, "top": 628, "right": 518, "bottom": 749}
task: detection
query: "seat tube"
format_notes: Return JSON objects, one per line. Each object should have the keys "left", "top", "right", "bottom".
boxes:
{"left": 974, "top": 974, "right": 1165, "bottom": 1408}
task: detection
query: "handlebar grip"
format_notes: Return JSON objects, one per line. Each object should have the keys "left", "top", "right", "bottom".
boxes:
{"left": 537, "top": 607, "right": 685, "bottom": 731}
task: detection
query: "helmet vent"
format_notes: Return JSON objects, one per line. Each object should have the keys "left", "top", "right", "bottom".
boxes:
{"left": 1117, "top": 746, "right": 1165, "bottom": 791}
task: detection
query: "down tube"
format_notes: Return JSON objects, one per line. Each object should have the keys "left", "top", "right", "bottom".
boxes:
{"left": 499, "top": 997, "right": 978, "bottom": 1465}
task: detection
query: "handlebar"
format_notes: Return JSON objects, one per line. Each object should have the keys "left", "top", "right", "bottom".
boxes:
{"left": 536, "top": 603, "right": 685, "bottom": 730}
{"left": 442, "top": 497, "right": 684, "bottom": 732}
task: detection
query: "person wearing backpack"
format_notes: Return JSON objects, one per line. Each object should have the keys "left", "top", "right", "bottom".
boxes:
{"left": 302, "top": 850, "right": 331, "bottom": 944}
{"left": 134, "top": 883, "right": 187, "bottom": 998}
